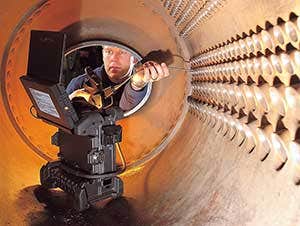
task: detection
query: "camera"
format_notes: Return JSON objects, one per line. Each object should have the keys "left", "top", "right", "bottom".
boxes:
{"left": 20, "top": 30, "right": 124, "bottom": 211}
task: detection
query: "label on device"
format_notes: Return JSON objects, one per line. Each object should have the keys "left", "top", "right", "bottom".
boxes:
{"left": 29, "top": 88, "right": 60, "bottom": 118}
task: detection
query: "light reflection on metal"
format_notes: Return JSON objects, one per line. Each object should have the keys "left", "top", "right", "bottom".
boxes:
{"left": 266, "top": 86, "right": 287, "bottom": 131}
{"left": 283, "top": 87, "right": 300, "bottom": 140}
{"left": 119, "top": 165, "right": 145, "bottom": 178}
{"left": 175, "top": 0, "right": 204, "bottom": 27}
{"left": 170, "top": 0, "right": 187, "bottom": 17}
{"left": 241, "top": 124, "right": 256, "bottom": 153}
{"left": 191, "top": 50, "right": 300, "bottom": 86}
{"left": 271, "top": 133, "right": 289, "bottom": 170}
{"left": 190, "top": 15, "right": 300, "bottom": 66}
{"left": 290, "top": 142, "right": 300, "bottom": 184}
{"left": 179, "top": 0, "right": 226, "bottom": 37}
{"left": 179, "top": 2, "right": 300, "bottom": 183}
{"left": 163, "top": 0, "right": 173, "bottom": 10}
{"left": 256, "top": 127, "right": 272, "bottom": 161}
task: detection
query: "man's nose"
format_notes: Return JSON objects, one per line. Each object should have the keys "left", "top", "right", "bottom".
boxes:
{"left": 110, "top": 51, "right": 121, "bottom": 60}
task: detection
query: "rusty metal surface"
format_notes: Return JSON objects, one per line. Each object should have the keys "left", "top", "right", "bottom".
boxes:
{"left": 1, "top": 0, "right": 300, "bottom": 225}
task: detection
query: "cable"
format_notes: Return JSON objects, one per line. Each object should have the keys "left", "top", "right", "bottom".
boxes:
{"left": 120, "top": 55, "right": 135, "bottom": 78}
{"left": 116, "top": 143, "right": 127, "bottom": 174}
{"left": 168, "top": 66, "right": 192, "bottom": 72}
{"left": 172, "top": 54, "right": 190, "bottom": 63}
{"left": 169, "top": 54, "right": 192, "bottom": 72}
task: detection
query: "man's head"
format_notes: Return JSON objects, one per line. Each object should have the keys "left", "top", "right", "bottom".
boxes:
{"left": 102, "top": 45, "right": 134, "bottom": 83}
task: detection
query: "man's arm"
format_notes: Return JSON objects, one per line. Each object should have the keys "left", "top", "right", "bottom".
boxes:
{"left": 66, "top": 67, "right": 103, "bottom": 95}
{"left": 119, "top": 62, "right": 169, "bottom": 111}
{"left": 66, "top": 75, "right": 86, "bottom": 94}
{"left": 119, "top": 82, "right": 147, "bottom": 111}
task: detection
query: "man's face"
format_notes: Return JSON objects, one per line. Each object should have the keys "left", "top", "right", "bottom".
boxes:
{"left": 102, "top": 46, "right": 132, "bottom": 83}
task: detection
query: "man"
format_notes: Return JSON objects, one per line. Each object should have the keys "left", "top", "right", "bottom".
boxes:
{"left": 66, "top": 45, "right": 170, "bottom": 111}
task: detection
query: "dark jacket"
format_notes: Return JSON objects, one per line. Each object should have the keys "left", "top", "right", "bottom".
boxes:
{"left": 66, "top": 66, "right": 147, "bottom": 111}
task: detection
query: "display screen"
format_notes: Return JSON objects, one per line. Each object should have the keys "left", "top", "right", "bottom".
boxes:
{"left": 29, "top": 88, "right": 60, "bottom": 118}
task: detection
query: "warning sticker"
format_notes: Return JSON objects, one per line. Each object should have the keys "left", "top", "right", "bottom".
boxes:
{"left": 29, "top": 88, "right": 60, "bottom": 118}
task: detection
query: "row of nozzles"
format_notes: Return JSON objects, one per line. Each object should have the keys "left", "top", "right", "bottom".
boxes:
{"left": 160, "top": 0, "right": 188, "bottom": 18}
{"left": 191, "top": 81, "right": 300, "bottom": 141}
{"left": 179, "top": 0, "right": 225, "bottom": 37}
{"left": 191, "top": 49, "right": 300, "bottom": 86}
{"left": 160, "top": 0, "right": 225, "bottom": 37}
{"left": 188, "top": 97, "right": 300, "bottom": 184}
{"left": 191, "top": 15, "right": 300, "bottom": 66}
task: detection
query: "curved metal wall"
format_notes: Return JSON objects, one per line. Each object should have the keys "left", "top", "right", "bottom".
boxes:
{"left": 1, "top": 0, "right": 300, "bottom": 225}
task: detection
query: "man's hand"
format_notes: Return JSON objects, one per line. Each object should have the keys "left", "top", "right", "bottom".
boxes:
{"left": 131, "top": 61, "right": 170, "bottom": 91}
{"left": 69, "top": 88, "right": 90, "bottom": 100}
{"left": 69, "top": 88, "right": 103, "bottom": 109}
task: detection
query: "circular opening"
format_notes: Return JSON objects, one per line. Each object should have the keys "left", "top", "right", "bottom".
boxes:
{"left": 1, "top": 0, "right": 189, "bottom": 170}
{"left": 64, "top": 40, "right": 152, "bottom": 117}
